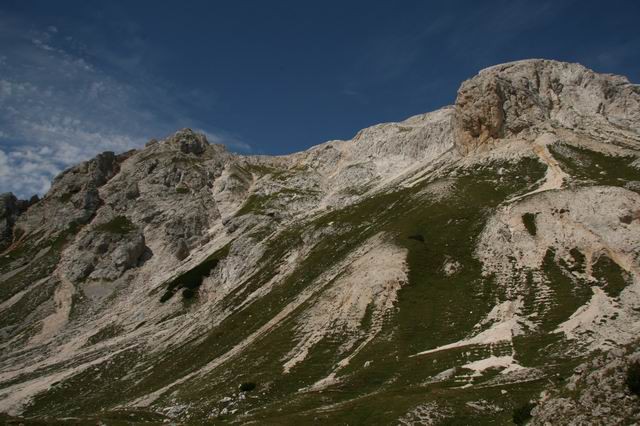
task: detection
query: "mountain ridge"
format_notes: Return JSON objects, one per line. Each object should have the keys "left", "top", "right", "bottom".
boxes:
{"left": 1, "top": 58, "right": 639, "bottom": 424}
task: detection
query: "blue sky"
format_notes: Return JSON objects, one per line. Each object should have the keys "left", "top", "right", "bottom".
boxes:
{"left": 0, "top": 0, "right": 638, "bottom": 197}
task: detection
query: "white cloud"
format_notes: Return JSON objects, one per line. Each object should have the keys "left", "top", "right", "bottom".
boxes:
{"left": 198, "top": 129, "right": 253, "bottom": 153}
{"left": 0, "top": 147, "right": 59, "bottom": 196}
{"left": 0, "top": 15, "right": 250, "bottom": 198}
{"left": 0, "top": 21, "right": 172, "bottom": 197}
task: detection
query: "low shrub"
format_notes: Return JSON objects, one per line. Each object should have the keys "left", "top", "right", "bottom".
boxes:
{"left": 160, "top": 244, "right": 230, "bottom": 303}
{"left": 239, "top": 382, "right": 256, "bottom": 392}
{"left": 182, "top": 287, "right": 196, "bottom": 299}
{"left": 627, "top": 361, "right": 640, "bottom": 396}
{"left": 522, "top": 213, "right": 537, "bottom": 236}
{"left": 408, "top": 234, "right": 425, "bottom": 243}
{"left": 512, "top": 402, "right": 535, "bottom": 425}
{"left": 96, "top": 216, "right": 136, "bottom": 235}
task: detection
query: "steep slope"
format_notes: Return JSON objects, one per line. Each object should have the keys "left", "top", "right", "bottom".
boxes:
{"left": 1, "top": 59, "right": 639, "bottom": 424}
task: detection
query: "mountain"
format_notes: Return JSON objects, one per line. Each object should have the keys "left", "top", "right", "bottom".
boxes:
{"left": 1, "top": 59, "right": 640, "bottom": 425}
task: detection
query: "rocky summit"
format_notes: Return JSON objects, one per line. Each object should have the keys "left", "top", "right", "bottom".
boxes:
{"left": 1, "top": 59, "right": 640, "bottom": 424}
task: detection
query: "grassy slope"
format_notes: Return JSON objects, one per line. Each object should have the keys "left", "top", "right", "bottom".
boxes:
{"left": 143, "top": 157, "right": 549, "bottom": 424}
{"left": 12, "top": 144, "right": 640, "bottom": 424}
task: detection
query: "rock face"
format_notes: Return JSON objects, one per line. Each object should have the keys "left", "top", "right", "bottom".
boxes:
{"left": 0, "top": 194, "right": 22, "bottom": 251}
{"left": 531, "top": 348, "right": 640, "bottom": 425}
{"left": 66, "top": 219, "right": 147, "bottom": 282}
{"left": 0, "top": 193, "right": 38, "bottom": 251}
{"left": 454, "top": 59, "right": 640, "bottom": 153}
{"left": 12, "top": 151, "right": 128, "bottom": 242}
{"left": 169, "top": 128, "right": 210, "bottom": 155}
{"left": 0, "top": 60, "right": 639, "bottom": 424}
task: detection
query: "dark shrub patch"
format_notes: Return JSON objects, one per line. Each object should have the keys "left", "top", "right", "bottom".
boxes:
{"left": 627, "top": 361, "right": 640, "bottom": 396}
{"left": 95, "top": 216, "right": 136, "bottom": 235}
{"left": 58, "top": 192, "right": 73, "bottom": 203}
{"left": 564, "top": 248, "right": 586, "bottom": 274}
{"left": 569, "top": 248, "right": 585, "bottom": 264}
{"left": 239, "top": 382, "right": 256, "bottom": 392}
{"left": 160, "top": 257, "right": 216, "bottom": 302}
{"left": 522, "top": 213, "right": 537, "bottom": 236}
{"left": 85, "top": 324, "right": 124, "bottom": 346}
{"left": 593, "top": 254, "right": 630, "bottom": 298}
{"left": 512, "top": 402, "right": 535, "bottom": 425}
{"left": 160, "top": 244, "right": 230, "bottom": 303}
{"left": 620, "top": 214, "right": 633, "bottom": 224}
{"left": 408, "top": 234, "right": 425, "bottom": 243}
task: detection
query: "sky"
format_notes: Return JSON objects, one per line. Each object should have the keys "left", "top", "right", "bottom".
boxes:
{"left": 0, "top": 0, "right": 639, "bottom": 198}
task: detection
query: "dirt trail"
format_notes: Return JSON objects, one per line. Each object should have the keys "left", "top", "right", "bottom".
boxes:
{"left": 508, "top": 134, "right": 569, "bottom": 203}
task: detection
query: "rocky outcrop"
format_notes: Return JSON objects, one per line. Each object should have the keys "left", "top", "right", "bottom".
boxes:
{"left": 532, "top": 345, "right": 640, "bottom": 425}
{"left": 0, "top": 194, "right": 19, "bottom": 250}
{"left": 0, "top": 193, "right": 38, "bottom": 251}
{"left": 14, "top": 151, "right": 129, "bottom": 238}
{"left": 66, "top": 216, "right": 148, "bottom": 282}
{"left": 454, "top": 59, "right": 640, "bottom": 153}
{"left": 166, "top": 128, "right": 210, "bottom": 155}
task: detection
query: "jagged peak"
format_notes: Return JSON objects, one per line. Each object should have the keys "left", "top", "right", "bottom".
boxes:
{"left": 147, "top": 128, "right": 232, "bottom": 158}
{"left": 163, "top": 128, "right": 210, "bottom": 155}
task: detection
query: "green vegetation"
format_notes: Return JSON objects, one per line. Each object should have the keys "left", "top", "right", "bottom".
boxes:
{"left": 95, "top": 216, "right": 136, "bottom": 235}
{"left": 568, "top": 248, "right": 586, "bottom": 273}
{"left": 244, "top": 163, "right": 308, "bottom": 182}
{"left": 235, "top": 193, "right": 272, "bottom": 216}
{"left": 175, "top": 186, "right": 190, "bottom": 194}
{"left": 159, "top": 243, "right": 230, "bottom": 302}
{"left": 239, "top": 382, "right": 257, "bottom": 392}
{"left": 25, "top": 348, "right": 147, "bottom": 418}
{"left": 19, "top": 157, "right": 589, "bottom": 424}
{"left": 235, "top": 187, "right": 321, "bottom": 216}
{"left": 522, "top": 212, "right": 537, "bottom": 236}
{"left": 627, "top": 361, "right": 640, "bottom": 396}
{"left": 536, "top": 248, "right": 592, "bottom": 333}
{"left": 244, "top": 163, "right": 279, "bottom": 177}
{"left": 549, "top": 143, "right": 640, "bottom": 187}
{"left": 0, "top": 222, "right": 80, "bottom": 306}
{"left": 124, "top": 157, "right": 549, "bottom": 424}
{"left": 0, "top": 223, "right": 82, "bottom": 372}
{"left": 512, "top": 402, "right": 535, "bottom": 425}
{"left": 557, "top": 247, "right": 587, "bottom": 275}
{"left": 0, "top": 278, "right": 58, "bottom": 331}
{"left": 593, "top": 254, "right": 630, "bottom": 298}
{"left": 85, "top": 324, "right": 125, "bottom": 347}
{"left": 58, "top": 192, "right": 73, "bottom": 203}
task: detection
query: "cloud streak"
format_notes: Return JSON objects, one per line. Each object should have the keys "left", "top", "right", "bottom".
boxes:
{"left": 0, "top": 12, "right": 250, "bottom": 198}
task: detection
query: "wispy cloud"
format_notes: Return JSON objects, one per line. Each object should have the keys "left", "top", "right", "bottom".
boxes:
{"left": 0, "top": 12, "right": 250, "bottom": 198}
{"left": 0, "top": 20, "right": 150, "bottom": 197}
{"left": 197, "top": 129, "right": 253, "bottom": 153}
